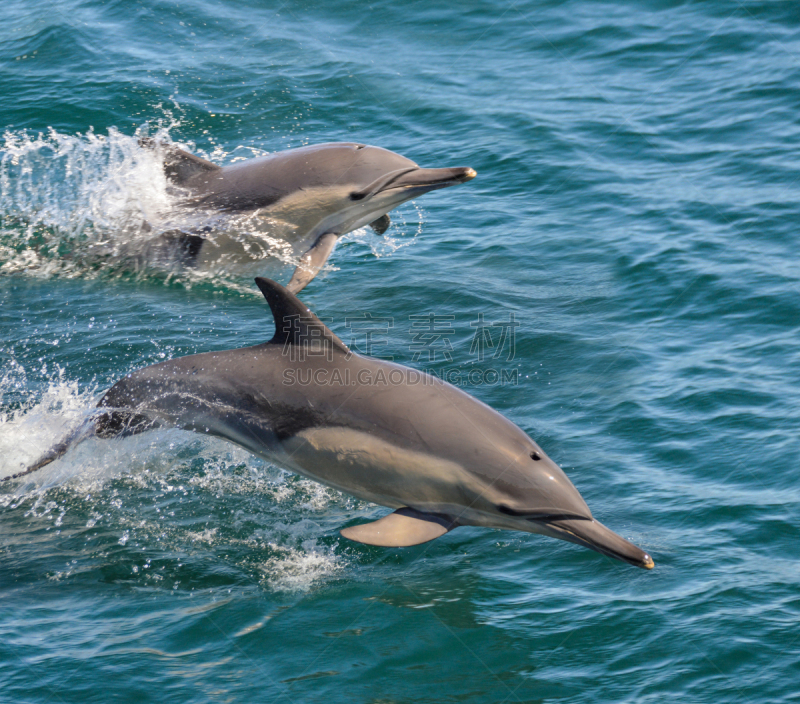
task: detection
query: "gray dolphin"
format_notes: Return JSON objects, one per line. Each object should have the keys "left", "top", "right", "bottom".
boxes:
{"left": 7, "top": 279, "right": 653, "bottom": 569}
{"left": 145, "top": 140, "right": 476, "bottom": 292}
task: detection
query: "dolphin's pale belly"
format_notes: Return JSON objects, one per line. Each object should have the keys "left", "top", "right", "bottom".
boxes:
{"left": 159, "top": 401, "right": 478, "bottom": 517}
{"left": 277, "top": 426, "right": 488, "bottom": 518}
{"left": 188, "top": 187, "right": 357, "bottom": 272}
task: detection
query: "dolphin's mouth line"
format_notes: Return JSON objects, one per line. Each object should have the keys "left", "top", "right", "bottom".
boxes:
{"left": 349, "top": 167, "right": 419, "bottom": 201}
{"left": 525, "top": 514, "right": 592, "bottom": 523}
{"left": 497, "top": 503, "right": 591, "bottom": 523}
{"left": 383, "top": 179, "right": 468, "bottom": 192}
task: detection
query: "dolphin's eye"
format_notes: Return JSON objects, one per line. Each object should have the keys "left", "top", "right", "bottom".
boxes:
{"left": 349, "top": 192, "right": 366, "bottom": 201}
{"left": 530, "top": 451, "right": 542, "bottom": 461}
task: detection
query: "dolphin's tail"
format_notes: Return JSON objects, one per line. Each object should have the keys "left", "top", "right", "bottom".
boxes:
{"left": 1, "top": 418, "right": 98, "bottom": 483}
{"left": 1, "top": 408, "right": 159, "bottom": 483}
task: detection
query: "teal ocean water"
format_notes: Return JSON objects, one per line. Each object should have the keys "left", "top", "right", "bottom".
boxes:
{"left": 2, "top": 1, "right": 799, "bottom": 701}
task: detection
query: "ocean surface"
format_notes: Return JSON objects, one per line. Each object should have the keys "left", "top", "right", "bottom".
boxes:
{"left": 1, "top": 0, "right": 799, "bottom": 701}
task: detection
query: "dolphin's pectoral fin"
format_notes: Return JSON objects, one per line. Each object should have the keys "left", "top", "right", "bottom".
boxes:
{"left": 340, "top": 507, "right": 458, "bottom": 547}
{"left": 139, "top": 137, "right": 221, "bottom": 185}
{"left": 286, "top": 233, "right": 339, "bottom": 294}
{"left": 369, "top": 214, "right": 391, "bottom": 235}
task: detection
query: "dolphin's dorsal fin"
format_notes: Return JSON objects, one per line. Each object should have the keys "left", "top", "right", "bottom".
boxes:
{"left": 140, "top": 138, "right": 222, "bottom": 185}
{"left": 163, "top": 146, "right": 221, "bottom": 185}
{"left": 254, "top": 277, "right": 350, "bottom": 355}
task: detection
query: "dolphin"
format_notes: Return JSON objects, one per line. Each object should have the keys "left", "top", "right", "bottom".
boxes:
{"left": 6, "top": 279, "right": 654, "bottom": 569}
{"left": 143, "top": 140, "right": 476, "bottom": 293}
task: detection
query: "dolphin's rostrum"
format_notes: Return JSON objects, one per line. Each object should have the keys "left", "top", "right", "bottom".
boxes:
{"left": 145, "top": 140, "right": 476, "bottom": 293}
{"left": 7, "top": 280, "right": 654, "bottom": 569}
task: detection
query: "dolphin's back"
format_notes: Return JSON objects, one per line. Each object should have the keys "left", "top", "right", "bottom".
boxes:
{"left": 97, "top": 345, "right": 291, "bottom": 447}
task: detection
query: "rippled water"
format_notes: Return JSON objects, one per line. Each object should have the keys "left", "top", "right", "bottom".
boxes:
{"left": 1, "top": 1, "right": 799, "bottom": 702}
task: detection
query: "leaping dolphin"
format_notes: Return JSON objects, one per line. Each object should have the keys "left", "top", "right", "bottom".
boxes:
{"left": 143, "top": 140, "right": 476, "bottom": 293}
{"left": 6, "top": 279, "right": 654, "bottom": 569}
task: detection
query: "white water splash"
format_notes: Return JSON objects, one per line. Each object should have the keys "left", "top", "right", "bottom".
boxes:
{"left": 1, "top": 126, "right": 170, "bottom": 262}
{"left": 0, "top": 361, "right": 97, "bottom": 491}
{"left": 258, "top": 540, "right": 345, "bottom": 592}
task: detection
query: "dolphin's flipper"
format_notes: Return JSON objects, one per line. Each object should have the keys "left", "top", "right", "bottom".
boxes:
{"left": 286, "top": 233, "right": 338, "bottom": 294}
{"left": 139, "top": 138, "right": 221, "bottom": 185}
{"left": 340, "top": 507, "right": 458, "bottom": 547}
{"left": 369, "top": 214, "right": 391, "bottom": 235}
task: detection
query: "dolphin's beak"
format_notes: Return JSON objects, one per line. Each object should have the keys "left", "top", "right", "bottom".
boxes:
{"left": 544, "top": 517, "right": 655, "bottom": 569}
{"left": 388, "top": 166, "right": 477, "bottom": 192}
{"left": 350, "top": 167, "right": 476, "bottom": 201}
